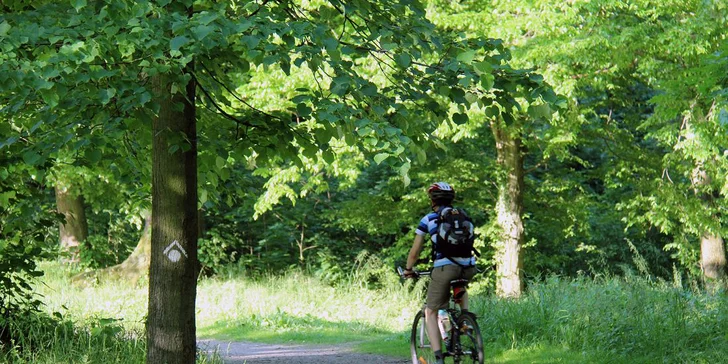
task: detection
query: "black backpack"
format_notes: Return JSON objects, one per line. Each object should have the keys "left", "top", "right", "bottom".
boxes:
{"left": 434, "top": 207, "right": 479, "bottom": 261}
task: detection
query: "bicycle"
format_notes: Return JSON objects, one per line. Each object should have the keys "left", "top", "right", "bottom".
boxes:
{"left": 398, "top": 266, "right": 484, "bottom": 364}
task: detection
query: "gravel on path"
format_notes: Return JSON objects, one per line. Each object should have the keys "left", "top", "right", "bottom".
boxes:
{"left": 198, "top": 339, "right": 409, "bottom": 364}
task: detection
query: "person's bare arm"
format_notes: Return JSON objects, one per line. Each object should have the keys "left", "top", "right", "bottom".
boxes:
{"left": 404, "top": 234, "right": 426, "bottom": 274}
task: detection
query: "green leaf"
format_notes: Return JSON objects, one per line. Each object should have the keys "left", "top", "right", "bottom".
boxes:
{"left": 39, "top": 89, "right": 59, "bottom": 108}
{"left": 457, "top": 50, "right": 476, "bottom": 64}
{"left": 344, "top": 132, "right": 356, "bottom": 146}
{"left": 357, "top": 126, "right": 373, "bottom": 136}
{"left": 84, "top": 148, "right": 101, "bottom": 164}
{"left": 71, "top": 0, "right": 87, "bottom": 11}
{"left": 395, "top": 53, "right": 411, "bottom": 68}
{"left": 330, "top": 76, "right": 350, "bottom": 96}
{"left": 480, "top": 74, "right": 494, "bottom": 90}
{"left": 381, "top": 42, "right": 397, "bottom": 51}
{"left": 193, "top": 25, "right": 214, "bottom": 41}
{"left": 0, "top": 21, "right": 11, "bottom": 37}
{"left": 296, "top": 103, "right": 312, "bottom": 117}
{"left": 292, "top": 94, "right": 311, "bottom": 104}
{"left": 719, "top": 109, "right": 728, "bottom": 127}
{"left": 361, "top": 84, "right": 378, "bottom": 96}
{"left": 416, "top": 148, "right": 426, "bottom": 165}
{"left": 22, "top": 151, "right": 41, "bottom": 166}
{"left": 215, "top": 156, "right": 225, "bottom": 169}
{"left": 373, "top": 153, "right": 388, "bottom": 164}
{"left": 322, "top": 150, "right": 335, "bottom": 164}
{"left": 474, "top": 61, "right": 493, "bottom": 74}
{"left": 99, "top": 88, "right": 116, "bottom": 106}
{"left": 399, "top": 161, "right": 411, "bottom": 186}
{"left": 529, "top": 74, "right": 544, "bottom": 84}
{"left": 528, "top": 103, "right": 551, "bottom": 119}
{"left": 554, "top": 97, "right": 568, "bottom": 110}
{"left": 485, "top": 106, "right": 499, "bottom": 118}
{"left": 170, "top": 36, "right": 189, "bottom": 52}
{"left": 199, "top": 189, "right": 208, "bottom": 206}
{"left": 452, "top": 112, "right": 469, "bottom": 125}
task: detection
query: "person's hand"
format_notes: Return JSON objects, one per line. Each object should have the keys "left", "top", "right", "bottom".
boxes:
{"left": 403, "top": 268, "right": 417, "bottom": 278}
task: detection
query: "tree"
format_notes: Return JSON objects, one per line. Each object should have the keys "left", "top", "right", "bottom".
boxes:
{"left": 428, "top": 0, "right": 728, "bottom": 286}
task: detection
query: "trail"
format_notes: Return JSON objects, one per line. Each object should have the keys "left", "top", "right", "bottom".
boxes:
{"left": 198, "top": 339, "right": 408, "bottom": 364}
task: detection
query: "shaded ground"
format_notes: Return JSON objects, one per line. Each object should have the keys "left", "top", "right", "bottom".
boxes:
{"left": 198, "top": 339, "right": 408, "bottom": 364}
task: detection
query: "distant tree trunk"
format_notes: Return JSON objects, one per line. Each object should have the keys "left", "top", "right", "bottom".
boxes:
{"left": 55, "top": 184, "right": 88, "bottom": 262}
{"left": 701, "top": 233, "right": 726, "bottom": 282}
{"left": 491, "top": 122, "right": 525, "bottom": 298}
{"left": 691, "top": 162, "right": 726, "bottom": 288}
{"left": 146, "top": 63, "right": 198, "bottom": 364}
{"left": 71, "top": 212, "right": 151, "bottom": 286}
{"left": 687, "top": 109, "right": 726, "bottom": 288}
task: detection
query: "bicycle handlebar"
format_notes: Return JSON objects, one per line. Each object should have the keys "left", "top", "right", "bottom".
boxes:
{"left": 397, "top": 266, "right": 431, "bottom": 278}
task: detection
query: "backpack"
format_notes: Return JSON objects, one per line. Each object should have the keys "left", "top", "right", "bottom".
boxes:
{"left": 434, "top": 207, "right": 479, "bottom": 261}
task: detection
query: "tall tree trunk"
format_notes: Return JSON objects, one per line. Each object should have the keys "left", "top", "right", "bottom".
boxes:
{"left": 146, "top": 62, "right": 198, "bottom": 364}
{"left": 55, "top": 184, "right": 88, "bottom": 262}
{"left": 491, "top": 123, "right": 525, "bottom": 298}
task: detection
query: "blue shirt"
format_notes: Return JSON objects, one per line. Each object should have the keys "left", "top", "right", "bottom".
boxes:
{"left": 415, "top": 207, "right": 476, "bottom": 268}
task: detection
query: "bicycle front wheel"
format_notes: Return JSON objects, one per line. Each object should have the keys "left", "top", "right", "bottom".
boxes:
{"left": 453, "top": 312, "right": 484, "bottom": 364}
{"left": 410, "top": 310, "right": 436, "bottom": 364}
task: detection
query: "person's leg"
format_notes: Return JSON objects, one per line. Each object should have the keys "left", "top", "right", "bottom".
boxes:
{"left": 425, "top": 266, "right": 453, "bottom": 358}
{"left": 458, "top": 266, "right": 477, "bottom": 311}
{"left": 425, "top": 306, "right": 441, "bottom": 352}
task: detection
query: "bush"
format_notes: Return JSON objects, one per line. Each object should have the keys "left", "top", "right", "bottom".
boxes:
{"left": 0, "top": 164, "right": 56, "bottom": 349}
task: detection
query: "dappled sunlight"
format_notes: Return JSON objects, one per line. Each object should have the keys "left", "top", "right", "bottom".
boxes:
{"left": 35, "top": 262, "right": 148, "bottom": 331}
{"left": 196, "top": 271, "right": 423, "bottom": 343}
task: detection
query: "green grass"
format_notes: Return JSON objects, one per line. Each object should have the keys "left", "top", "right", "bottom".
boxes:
{"left": 11, "top": 261, "right": 728, "bottom": 363}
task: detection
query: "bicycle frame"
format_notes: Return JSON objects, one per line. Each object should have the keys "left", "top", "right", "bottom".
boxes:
{"left": 399, "top": 266, "right": 484, "bottom": 364}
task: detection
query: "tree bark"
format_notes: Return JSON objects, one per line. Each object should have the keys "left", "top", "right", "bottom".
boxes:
{"left": 687, "top": 113, "right": 726, "bottom": 288}
{"left": 146, "top": 63, "right": 198, "bottom": 364}
{"left": 691, "top": 166, "right": 726, "bottom": 288}
{"left": 71, "top": 213, "right": 151, "bottom": 286}
{"left": 491, "top": 122, "right": 525, "bottom": 298}
{"left": 700, "top": 233, "right": 726, "bottom": 282}
{"left": 55, "top": 184, "right": 88, "bottom": 262}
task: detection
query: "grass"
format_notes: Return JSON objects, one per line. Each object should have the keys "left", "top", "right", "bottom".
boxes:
{"left": 7, "top": 260, "right": 728, "bottom": 363}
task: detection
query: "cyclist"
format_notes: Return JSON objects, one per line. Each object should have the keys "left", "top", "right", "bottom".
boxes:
{"left": 403, "top": 182, "right": 477, "bottom": 364}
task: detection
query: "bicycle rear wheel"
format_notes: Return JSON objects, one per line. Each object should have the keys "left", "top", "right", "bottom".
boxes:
{"left": 453, "top": 312, "right": 483, "bottom": 364}
{"left": 410, "top": 310, "right": 436, "bottom": 364}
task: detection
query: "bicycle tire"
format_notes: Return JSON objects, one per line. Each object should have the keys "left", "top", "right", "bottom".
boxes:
{"left": 453, "top": 312, "right": 484, "bottom": 364}
{"left": 410, "top": 310, "right": 437, "bottom": 364}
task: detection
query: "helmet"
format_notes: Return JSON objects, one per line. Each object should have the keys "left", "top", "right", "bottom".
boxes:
{"left": 427, "top": 182, "right": 455, "bottom": 201}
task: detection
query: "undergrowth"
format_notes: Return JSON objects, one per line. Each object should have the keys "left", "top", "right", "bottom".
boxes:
{"left": 13, "top": 258, "right": 728, "bottom": 363}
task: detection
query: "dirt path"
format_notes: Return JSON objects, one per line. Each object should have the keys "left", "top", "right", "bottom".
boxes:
{"left": 198, "top": 339, "right": 408, "bottom": 364}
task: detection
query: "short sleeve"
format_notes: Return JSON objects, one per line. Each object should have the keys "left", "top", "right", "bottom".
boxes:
{"left": 415, "top": 216, "right": 429, "bottom": 236}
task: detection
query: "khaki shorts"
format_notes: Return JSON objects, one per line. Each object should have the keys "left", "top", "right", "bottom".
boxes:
{"left": 426, "top": 264, "right": 476, "bottom": 310}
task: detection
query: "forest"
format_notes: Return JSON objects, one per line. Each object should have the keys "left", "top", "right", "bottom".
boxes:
{"left": 1, "top": 0, "right": 727, "bottom": 363}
